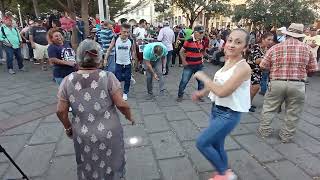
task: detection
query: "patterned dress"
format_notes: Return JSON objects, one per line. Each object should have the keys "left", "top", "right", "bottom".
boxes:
{"left": 246, "top": 44, "right": 265, "bottom": 85}
{"left": 58, "top": 70, "right": 125, "bottom": 180}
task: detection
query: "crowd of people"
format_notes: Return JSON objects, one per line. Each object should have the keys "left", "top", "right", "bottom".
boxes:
{"left": 0, "top": 11, "right": 319, "bottom": 180}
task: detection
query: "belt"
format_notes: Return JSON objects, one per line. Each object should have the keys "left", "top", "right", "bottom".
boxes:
{"left": 215, "top": 105, "right": 231, "bottom": 112}
{"left": 273, "top": 79, "right": 305, "bottom": 83}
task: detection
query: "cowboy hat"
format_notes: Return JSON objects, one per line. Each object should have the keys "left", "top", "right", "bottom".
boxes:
{"left": 282, "top": 23, "right": 306, "bottom": 38}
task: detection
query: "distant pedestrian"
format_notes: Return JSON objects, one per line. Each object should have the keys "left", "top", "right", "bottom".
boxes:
{"left": 101, "top": 20, "right": 117, "bottom": 74}
{"left": 258, "top": 23, "right": 318, "bottom": 143}
{"left": 0, "top": 16, "right": 25, "bottom": 74}
{"left": 56, "top": 39, "right": 134, "bottom": 180}
{"left": 193, "top": 28, "right": 251, "bottom": 180}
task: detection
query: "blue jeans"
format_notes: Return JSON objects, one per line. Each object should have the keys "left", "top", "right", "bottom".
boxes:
{"left": 105, "top": 54, "right": 116, "bottom": 74}
{"left": 4, "top": 47, "right": 24, "bottom": 70}
{"left": 0, "top": 44, "right": 3, "bottom": 59}
{"left": 260, "top": 70, "right": 269, "bottom": 94}
{"left": 196, "top": 105, "right": 241, "bottom": 174}
{"left": 146, "top": 59, "right": 165, "bottom": 95}
{"left": 165, "top": 50, "right": 173, "bottom": 73}
{"left": 55, "top": 78, "right": 64, "bottom": 85}
{"left": 178, "top": 64, "right": 204, "bottom": 97}
{"left": 115, "top": 64, "right": 132, "bottom": 94}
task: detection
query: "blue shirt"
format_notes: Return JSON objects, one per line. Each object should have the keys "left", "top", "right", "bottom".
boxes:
{"left": 143, "top": 42, "right": 168, "bottom": 61}
{"left": 48, "top": 43, "right": 76, "bottom": 78}
{"left": 97, "top": 28, "right": 115, "bottom": 55}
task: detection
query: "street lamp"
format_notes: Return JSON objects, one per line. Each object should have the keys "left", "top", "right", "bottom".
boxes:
{"left": 17, "top": 4, "right": 23, "bottom": 28}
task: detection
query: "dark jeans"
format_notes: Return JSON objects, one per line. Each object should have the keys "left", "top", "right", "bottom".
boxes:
{"left": 0, "top": 44, "right": 3, "bottom": 59}
{"left": 27, "top": 42, "right": 34, "bottom": 59}
{"left": 165, "top": 50, "right": 173, "bottom": 73}
{"left": 115, "top": 64, "right": 132, "bottom": 94}
{"left": 4, "top": 47, "right": 24, "bottom": 70}
{"left": 260, "top": 70, "right": 269, "bottom": 94}
{"left": 196, "top": 105, "right": 241, "bottom": 174}
{"left": 172, "top": 48, "right": 182, "bottom": 65}
{"left": 178, "top": 64, "right": 204, "bottom": 97}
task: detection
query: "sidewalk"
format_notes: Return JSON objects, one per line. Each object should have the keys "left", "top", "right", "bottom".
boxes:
{"left": 0, "top": 61, "right": 319, "bottom": 180}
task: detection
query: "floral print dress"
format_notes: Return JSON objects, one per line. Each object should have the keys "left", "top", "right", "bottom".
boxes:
{"left": 247, "top": 44, "right": 265, "bottom": 85}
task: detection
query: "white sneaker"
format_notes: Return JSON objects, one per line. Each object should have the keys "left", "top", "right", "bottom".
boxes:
{"left": 123, "top": 94, "right": 128, "bottom": 101}
{"left": 130, "top": 77, "right": 136, "bottom": 85}
{"left": 69, "top": 107, "right": 72, "bottom": 112}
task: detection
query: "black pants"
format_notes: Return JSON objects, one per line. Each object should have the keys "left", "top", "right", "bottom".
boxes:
{"left": 317, "top": 47, "right": 320, "bottom": 62}
{"left": 27, "top": 42, "right": 33, "bottom": 59}
{"left": 172, "top": 47, "right": 182, "bottom": 65}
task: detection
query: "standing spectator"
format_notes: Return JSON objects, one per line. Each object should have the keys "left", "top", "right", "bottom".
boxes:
{"left": 303, "top": 26, "right": 320, "bottom": 62}
{"left": 258, "top": 23, "right": 318, "bottom": 143}
{"left": 29, "top": 18, "right": 49, "bottom": 71}
{"left": 221, "top": 25, "right": 231, "bottom": 41}
{"left": 176, "top": 25, "right": 205, "bottom": 102}
{"left": 100, "top": 20, "right": 116, "bottom": 74}
{"left": 47, "top": 28, "right": 76, "bottom": 85}
{"left": 0, "top": 16, "right": 25, "bottom": 74}
{"left": 246, "top": 32, "right": 274, "bottom": 112}
{"left": 56, "top": 39, "right": 134, "bottom": 180}
{"left": 60, "top": 12, "right": 76, "bottom": 46}
{"left": 157, "top": 21, "right": 175, "bottom": 75}
{"left": 76, "top": 17, "right": 85, "bottom": 44}
{"left": 133, "top": 19, "right": 147, "bottom": 40}
{"left": 143, "top": 42, "right": 168, "bottom": 99}
{"left": 20, "top": 20, "right": 34, "bottom": 61}
{"left": 192, "top": 28, "right": 251, "bottom": 180}
{"left": 108, "top": 24, "right": 137, "bottom": 101}
{"left": 172, "top": 26, "right": 182, "bottom": 66}
{"left": 276, "top": 27, "right": 286, "bottom": 43}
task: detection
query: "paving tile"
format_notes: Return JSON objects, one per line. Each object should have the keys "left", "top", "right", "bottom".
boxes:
{"left": 42, "top": 114, "right": 59, "bottom": 123}
{"left": 29, "top": 122, "right": 63, "bottom": 145}
{"left": 235, "top": 134, "right": 282, "bottom": 162}
{"left": 123, "top": 124, "right": 149, "bottom": 148}
{"left": 165, "top": 110, "right": 188, "bottom": 121}
{"left": 178, "top": 100, "right": 201, "bottom": 112}
{"left": 0, "top": 163, "right": 9, "bottom": 178}
{"left": 0, "top": 134, "right": 30, "bottom": 163}
{"left": 298, "top": 120, "right": 320, "bottom": 139}
{"left": 144, "top": 114, "right": 170, "bottom": 133}
{"left": 274, "top": 143, "right": 320, "bottom": 176}
{"left": 170, "top": 120, "right": 200, "bottom": 141}
{"left": 0, "top": 93, "right": 25, "bottom": 104}
{"left": 159, "top": 157, "right": 199, "bottom": 180}
{"left": 295, "top": 131, "right": 320, "bottom": 154}
{"left": 301, "top": 112, "right": 320, "bottom": 126}
{"left": 15, "top": 95, "right": 44, "bottom": 105}
{"left": 228, "top": 150, "right": 276, "bottom": 180}
{"left": 225, "top": 136, "right": 241, "bottom": 150}
{"left": 125, "top": 146, "right": 160, "bottom": 180}
{"left": 46, "top": 155, "right": 77, "bottom": 180}
{"left": 186, "top": 111, "right": 209, "bottom": 128}
{"left": 0, "top": 102, "right": 19, "bottom": 111}
{"left": 182, "top": 141, "right": 214, "bottom": 172}
{"left": 0, "top": 111, "right": 10, "bottom": 121}
{"left": 139, "top": 102, "right": 161, "bottom": 115}
{"left": 6, "top": 101, "right": 47, "bottom": 115}
{"left": 4, "top": 143, "right": 56, "bottom": 178}
{"left": 266, "top": 160, "right": 313, "bottom": 180}
{"left": 239, "top": 113, "right": 259, "bottom": 123}
{"left": 231, "top": 123, "right": 252, "bottom": 135}
{"left": 2, "top": 119, "right": 40, "bottom": 135}
{"left": 150, "top": 131, "right": 185, "bottom": 159}
{"left": 120, "top": 109, "right": 143, "bottom": 125}
{"left": 244, "top": 123, "right": 282, "bottom": 145}
{"left": 55, "top": 133, "right": 75, "bottom": 156}
{"left": 199, "top": 103, "right": 211, "bottom": 115}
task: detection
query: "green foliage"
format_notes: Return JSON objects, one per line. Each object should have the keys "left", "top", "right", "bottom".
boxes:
{"left": 233, "top": 0, "right": 318, "bottom": 27}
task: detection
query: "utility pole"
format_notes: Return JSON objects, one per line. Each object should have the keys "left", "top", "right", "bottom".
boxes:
{"left": 98, "top": 0, "right": 105, "bottom": 21}
{"left": 105, "top": 0, "right": 110, "bottom": 20}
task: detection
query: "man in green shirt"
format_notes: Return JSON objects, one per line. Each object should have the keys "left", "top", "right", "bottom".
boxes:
{"left": 0, "top": 16, "right": 24, "bottom": 74}
{"left": 143, "top": 42, "right": 168, "bottom": 98}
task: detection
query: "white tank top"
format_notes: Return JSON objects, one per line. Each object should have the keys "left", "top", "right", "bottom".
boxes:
{"left": 208, "top": 59, "right": 251, "bottom": 112}
{"left": 115, "top": 37, "right": 132, "bottom": 65}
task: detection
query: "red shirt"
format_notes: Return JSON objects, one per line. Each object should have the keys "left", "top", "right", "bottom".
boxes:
{"left": 183, "top": 37, "right": 204, "bottom": 65}
{"left": 114, "top": 24, "right": 121, "bottom": 34}
{"left": 260, "top": 38, "right": 318, "bottom": 80}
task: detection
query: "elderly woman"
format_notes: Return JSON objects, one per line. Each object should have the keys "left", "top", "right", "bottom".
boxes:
{"left": 56, "top": 39, "right": 134, "bottom": 180}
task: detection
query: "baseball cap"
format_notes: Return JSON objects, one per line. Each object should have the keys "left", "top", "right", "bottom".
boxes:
{"left": 194, "top": 25, "right": 205, "bottom": 33}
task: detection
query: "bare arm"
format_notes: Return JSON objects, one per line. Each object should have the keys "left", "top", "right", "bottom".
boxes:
{"left": 111, "top": 89, "right": 134, "bottom": 124}
{"left": 195, "top": 62, "right": 251, "bottom": 97}
{"left": 49, "top": 57, "right": 75, "bottom": 66}
{"left": 29, "top": 35, "right": 35, "bottom": 48}
{"left": 104, "top": 38, "right": 116, "bottom": 66}
{"left": 179, "top": 47, "right": 188, "bottom": 66}
{"left": 56, "top": 99, "right": 72, "bottom": 137}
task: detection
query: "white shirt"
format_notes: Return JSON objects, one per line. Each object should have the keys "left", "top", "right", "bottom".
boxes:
{"left": 115, "top": 37, "right": 132, "bottom": 65}
{"left": 216, "top": 39, "right": 225, "bottom": 49}
{"left": 133, "top": 27, "right": 147, "bottom": 40}
{"left": 157, "top": 26, "right": 175, "bottom": 51}
{"left": 208, "top": 59, "right": 251, "bottom": 112}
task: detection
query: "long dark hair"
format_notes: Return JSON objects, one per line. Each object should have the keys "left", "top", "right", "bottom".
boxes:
{"left": 258, "top": 32, "right": 274, "bottom": 43}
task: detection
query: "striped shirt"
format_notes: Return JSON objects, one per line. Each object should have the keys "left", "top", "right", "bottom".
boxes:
{"left": 183, "top": 37, "right": 204, "bottom": 65}
{"left": 97, "top": 28, "right": 115, "bottom": 55}
{"left": 260, "top": 38, "right": 318, "bottom": 81}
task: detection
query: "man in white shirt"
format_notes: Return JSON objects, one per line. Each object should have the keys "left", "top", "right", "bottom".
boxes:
{"left": 157, "top": 21, "right": 175, "bottom": 75}
{"left": 276, "top": 27, "right": 286, "bottom": 43}
{"left": 133, "top": 19, "right": 147, "bottom": 40}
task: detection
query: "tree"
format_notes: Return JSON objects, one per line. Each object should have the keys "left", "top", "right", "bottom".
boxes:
{"left": 81, "top": 0, "right": 90, "bottom": 37}
{"left": 233, "top": 0, "right": 318, "bottom": 28}
{"left": 155, "top": 0, "right": 230, "bottom": 27}
{"left": 32, "top": 0, "right": 39, "bottom": 18}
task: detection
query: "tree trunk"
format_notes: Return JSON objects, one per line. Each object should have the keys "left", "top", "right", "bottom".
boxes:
{"left": 32, "top": 0, "right": 40, "bottom": 18}
{"left": 0, "top": 0, "right": 5, "bottom": 13}
{"left": 67, "top": 0, "right": 78, "bottom": 48}
{"left": 81, "top": 0, "right": 90, "bottom": 38}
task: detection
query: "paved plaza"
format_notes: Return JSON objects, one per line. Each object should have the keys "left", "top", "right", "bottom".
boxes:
{"left": 0, "top": 61, "right": 319, "bottom": 180}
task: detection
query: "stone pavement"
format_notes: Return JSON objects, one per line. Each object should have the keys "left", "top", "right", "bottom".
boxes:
{"left": 0, "top": 61, "right": 320, "bottom": 180}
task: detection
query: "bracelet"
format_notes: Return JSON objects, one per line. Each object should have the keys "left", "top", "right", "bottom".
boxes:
{"left": 65, "top": 127, "right": 72, "bottom": 132}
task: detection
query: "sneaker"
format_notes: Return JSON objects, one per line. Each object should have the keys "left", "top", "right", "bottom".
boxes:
{"left": 257, "top": 127, "right": 273, "bottom": 138}
{"left": 42, "top": 66, "right": 48, "bottom": 71}
{"left": 170, "top": 64, "right": 175, "bottom": 67}
{"left": 34, "top": 60, "right": 40, "bottom": 65}
{"left": 179, "top": 64, "right": 183, "bottom": 67}
{"left": 211, "top": 169, "right": 237, "bottom": 180}
{"left": 130, "top": 77, "right": 136, "bottom": 85}
{"left": 249, "top": 106, "right": 256, "bottom": 112}
{"left": 123, "top": 94, "right": 128, "bottom": 101}
{"left": 8, "top": 69, "right": 15, "bottom": 74}
{"left": 146, "top": 93, "right": 154, "bottom": 100}
{"left": 159, "top": 90, "right": 165, "bottom": 96}
{"left": 19, "top": 67, "right": 26, "bottom": 71}
{"left": 176, "top": 96, "right": 183, "bottom": 102}
{"left": 69, "top": 107, "right": 72, "bottom": 112}
{"left": 211, "top": 174, "right": 228, "bottom": 180}
{"left": 29, "top": 58, "right": 34, "bottom": 62}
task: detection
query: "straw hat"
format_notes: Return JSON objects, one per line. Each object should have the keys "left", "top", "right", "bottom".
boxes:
{"left": 282, "top": 23, "right": 306, "bottom": 38}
